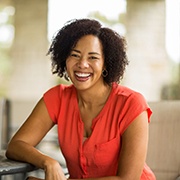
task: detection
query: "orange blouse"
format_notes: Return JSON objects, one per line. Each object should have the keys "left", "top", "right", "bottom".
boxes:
{"left": 43, "top": 83, "right": 156, "bottom": 179}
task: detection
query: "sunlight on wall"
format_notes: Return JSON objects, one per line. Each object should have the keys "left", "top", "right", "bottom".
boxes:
{"left": 165, "top": 0, "right": 180, "bottom": 63}
{"left": 0, "top": 6, "right": 15, "bottom": 47}
{"left": 47, "top": 0, "right": 126, "bottom": 41}
{"left": 48, "top": 0, "right": 180, "bottom": 64}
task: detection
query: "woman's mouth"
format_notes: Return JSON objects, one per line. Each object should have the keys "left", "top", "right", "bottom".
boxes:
{"left": 75, "top": 72, "right": 91, "bottom": 81}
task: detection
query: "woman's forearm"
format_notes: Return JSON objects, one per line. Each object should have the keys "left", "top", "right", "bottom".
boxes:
{"left": 6, "top": 140, "right": 67, "bottom": 180}
{"left": 6, "top": 140, "right": 55, "bottom": 170}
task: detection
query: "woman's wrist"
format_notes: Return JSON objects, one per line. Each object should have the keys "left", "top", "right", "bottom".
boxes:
{"left": 41, "top": 155, "right": 59, "bottom": 171}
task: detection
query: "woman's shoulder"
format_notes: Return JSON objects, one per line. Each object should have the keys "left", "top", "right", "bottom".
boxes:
{"left": 111, "top": 83, "right": 149, "bottom": 111}
{"left": 113, "top": 83, "right": 144, "bottom": 100}
{"left": 43, "top": 84, "right": 76, "bottom": 104}
{"left": 44, "top": 83, "right": 74, "bottom": 95}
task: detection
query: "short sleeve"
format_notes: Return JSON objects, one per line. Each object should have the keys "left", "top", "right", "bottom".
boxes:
{"left": 43, "top": 85, "right": 61, "bottom": 124}
{"left": 120, "top": 92, "right": 152, "bottom": 134}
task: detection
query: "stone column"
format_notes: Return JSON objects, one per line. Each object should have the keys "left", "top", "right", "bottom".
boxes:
{"left": 8, "top": 0, "right": 54, "bottom": 101}
{"left": 124, "top": 0, "right": 171, "bottom": 101}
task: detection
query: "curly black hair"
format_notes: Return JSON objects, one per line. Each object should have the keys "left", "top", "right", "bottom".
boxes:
{"left": 47, "top": 18, "right": 129, "bottom": 85}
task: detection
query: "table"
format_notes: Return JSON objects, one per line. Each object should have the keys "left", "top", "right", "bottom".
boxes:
{"left": 0, "top": 150, "right": 37, "bottom": 180}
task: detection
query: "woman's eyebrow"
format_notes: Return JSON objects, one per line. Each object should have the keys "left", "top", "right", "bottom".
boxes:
{"left": 71, "top": 49, "right": 80, "bottom": 53}
{"left": 72, "top": 49, "right": 101, "bottom": 56}
{"left": 89, "top": 52, "right": 101, "bottom": 56}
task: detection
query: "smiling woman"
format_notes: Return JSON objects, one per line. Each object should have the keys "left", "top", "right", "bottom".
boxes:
{"left": 6, "top": 18, "right": 156, "bottom": 180}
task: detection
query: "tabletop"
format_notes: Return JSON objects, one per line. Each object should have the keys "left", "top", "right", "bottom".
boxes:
{"left": 0, "top": 150, "right": 37, "bottom": 176}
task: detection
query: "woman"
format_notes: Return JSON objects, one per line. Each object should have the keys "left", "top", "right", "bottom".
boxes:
{"left": 6, "top": 18, "right": 156, "bottom": 180}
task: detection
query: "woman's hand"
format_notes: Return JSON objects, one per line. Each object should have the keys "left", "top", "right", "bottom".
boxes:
{"left": 43, "top": 158, "right": 67, "bottom": 180}
{"left": 26, "top": 159, "right": 67, "bottom": 180}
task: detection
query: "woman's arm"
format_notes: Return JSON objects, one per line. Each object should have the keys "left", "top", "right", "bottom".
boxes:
{"left": 116, "top": 110, "right": 149, "bottom": 179}
{"left": 6, "top": 98, "right": 67, "bottom": 180}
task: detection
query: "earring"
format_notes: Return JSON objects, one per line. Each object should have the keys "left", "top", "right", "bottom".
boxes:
{"left": 102, "top": 69, "right": 108, "bottom": 77}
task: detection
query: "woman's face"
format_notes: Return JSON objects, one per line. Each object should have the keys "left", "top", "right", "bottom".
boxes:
{"left": 66, "top": 35, "right": 105, "bottom": 91}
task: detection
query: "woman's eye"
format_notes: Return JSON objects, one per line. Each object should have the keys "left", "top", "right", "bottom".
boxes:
{"left": 89, "top": 56, "right": 98, "bottom": 60}
{"left": 71, "top": 54, "right": 79, "bottom": 58}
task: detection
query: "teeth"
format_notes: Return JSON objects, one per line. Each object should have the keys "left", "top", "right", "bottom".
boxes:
{"left": 75, "top": 72, "right": 90, "bottom": 77}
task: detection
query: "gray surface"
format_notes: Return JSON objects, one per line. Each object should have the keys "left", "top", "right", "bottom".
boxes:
{"left": 0, "top": 151, "right": 37, "bottom": 176}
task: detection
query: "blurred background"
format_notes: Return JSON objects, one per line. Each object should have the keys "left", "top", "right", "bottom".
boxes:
{"left": 0, "top": 0, "right": 180, "bottom": 133}
{"left": 0, "top": 0, "right": 180, "bottom": 132}
{"left": 0, "top": 0, "right": 180, "bottom": 179}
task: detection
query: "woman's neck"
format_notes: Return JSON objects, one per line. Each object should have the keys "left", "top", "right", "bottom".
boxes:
{"left": 77, "top": 83, "right": 112, "bottom": 109}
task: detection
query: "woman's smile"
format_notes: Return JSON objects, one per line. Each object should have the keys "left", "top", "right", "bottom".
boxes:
{"left": 74, "top": 71, "right": 92, "bottom": 82}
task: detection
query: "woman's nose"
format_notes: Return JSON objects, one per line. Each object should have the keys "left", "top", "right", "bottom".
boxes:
{"left": 77, "top": 58, "right": 89, "bottom": 68}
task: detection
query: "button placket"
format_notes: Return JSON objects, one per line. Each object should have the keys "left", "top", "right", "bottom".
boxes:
{"left": 80, "top": 151, "right": 87, "bottom": 175}
{"left": 78, "top": 119, "right": 88, "bottom": 176}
